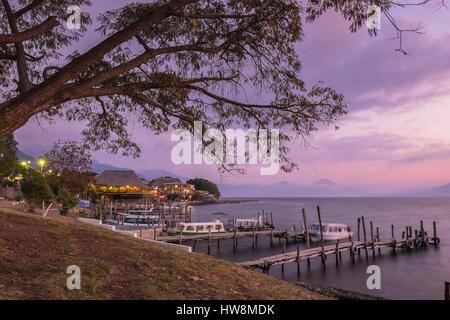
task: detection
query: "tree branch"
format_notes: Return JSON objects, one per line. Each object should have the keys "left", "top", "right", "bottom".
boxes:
{"left": 13, "top": 0, "right": 46, "bottom": 18}
{"left": 0, "top": 16, "right": 59, "bottom": 45}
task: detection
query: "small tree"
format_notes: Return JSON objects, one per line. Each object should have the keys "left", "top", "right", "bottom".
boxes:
{"left": 187, "top": 178, "right": 220, "bottom": 198}
{"left": 20, "top": 169, "right": 54, "bottom": 213}
{"left": 0, "top": 134, "right": 20, "bottom": 187}
{"left": 44, "top": 140, "right": 94, "bottom": 214}
{"left": 45, "top": 140, "right": 92, "bottom": 172}
{"left": 56, "top": 188, "right": 78, "bottom": 215}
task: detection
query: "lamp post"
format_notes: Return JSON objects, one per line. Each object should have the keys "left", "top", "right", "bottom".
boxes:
{"left": 37, "top": 158, "right": 46, "bottom": 174}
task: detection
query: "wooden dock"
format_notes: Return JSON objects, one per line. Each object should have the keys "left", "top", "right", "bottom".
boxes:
{"left": 156, "top": 229, "right": 301, "bottom": 242}
{"left": 237, "top": 228, "right": 440, "bottom": 272}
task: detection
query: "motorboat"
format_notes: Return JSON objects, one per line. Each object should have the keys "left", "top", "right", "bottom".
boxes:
{"left": 308, "top": 223, "right": 353, "bottom": 242}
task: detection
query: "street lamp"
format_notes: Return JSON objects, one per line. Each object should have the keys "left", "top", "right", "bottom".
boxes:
{"left": 19, "top": 160, "right": 31, "bottom": 169}
{"left": 37, "top": 158, "right": 46, "bottom": 173}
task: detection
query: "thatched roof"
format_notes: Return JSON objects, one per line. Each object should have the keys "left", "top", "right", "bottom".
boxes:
{"left": 94, "top": 170, "right": 146, "bottom": 187}
{"left": 149, "top": 176, "right": 182, "bottom": 187}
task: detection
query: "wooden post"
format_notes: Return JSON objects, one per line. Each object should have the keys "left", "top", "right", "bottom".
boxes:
{"left": 270, "top": 229, "right": 273, "bottom": 246}
{"left": 376, "top": 227, "right": 381, "bottom": 254}
{"left": 193, "top": 239, "right": 197, "bottom": 251}
{"left": 179, "top": 228, "right": 183, "bottom": 245}
{"left": 350, "top": 241, "right": 355, "bottom": 262}
{"left": 369, "top": 221, "right": 375, "bottom": 258}
{"left": 302, "top": 208, "right": 311, "bottom": 266}
{"left": 361, "top": 216, "right": 368, "bottom": 259}
{"left": 414, "top": 229, "right": 418, "bottom": 249}
{"left": 335, "top": 240, "right": 340, "bottom": 267}
{"left": 357, "top": 217, "right": 361, "bottom": 241}
{"left": 296, "top": 246, "right": 301, "bottom": 278}
{"left": 445, "top": 281, "right": 450, "bottom": 300}
{"left": 433, "top": 221, "right": 437, "bottom": 247}
{"left": 281, "top": 237, "right": 286, "bottom": 273}
{"left": 255, "top": 214, "right": 259, "bottom": 245}
{"left": 233, "top": 226, "right": 237, "bottom": 251}
{"left": 270, "top": 212, "right": 274, "bottom": 228}
{"left": 207, "top": 227, "right": 211, "bottom": 255}
{"left": 252, "top": 229, "right": 256, "bottom": 249}
{"left": 391, "top": 224, "right": 396, "bottom": 253}
{"left": 420, "top": 220, "right": 424, "bottom": 238}
{"left": 257, "top": 212, "right": 260, "bottom": 232}
{"left": 317, "top": 206, "right": 326, "bottom": 268}
{"left": 405, "top": 226, "right": 410, "bottom": 250}
{"left": 302, "top": 208, "right": 310, "bottom": 248}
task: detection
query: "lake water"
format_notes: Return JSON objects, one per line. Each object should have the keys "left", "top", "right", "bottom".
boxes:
{"left": 189, "top": 198, "right": 450, "bottom": 300}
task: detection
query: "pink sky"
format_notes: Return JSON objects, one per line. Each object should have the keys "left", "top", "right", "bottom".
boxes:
{"left": 14, "top": 2, "right": 450, "bottom": 192}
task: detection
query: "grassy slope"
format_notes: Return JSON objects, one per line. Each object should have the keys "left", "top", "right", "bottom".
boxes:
{"left": 0, "top": 208, "right": 324, "bottom": 300}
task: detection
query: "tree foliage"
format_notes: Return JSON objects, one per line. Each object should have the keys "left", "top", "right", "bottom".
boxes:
{"left": 0, "top": 134, "right": 19, "bottom": 186}
{"left": 187, "top": 177, "right": 220, "bottom": 198}
{"left": 0, "top": 0, "right": 439, "bottom": 172}
{"left": 45, "top": 140, "right": 92, "bottom": 172}
{"left": 44, "top": 140, "right": 94, "bottom": 210}
{"left": 20, "top": 169, "right": 54, "bottom": 208}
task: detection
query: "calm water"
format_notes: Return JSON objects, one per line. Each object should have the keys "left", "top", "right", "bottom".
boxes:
{"left": 189, "top": 198, "right": 450, "bottom": 300}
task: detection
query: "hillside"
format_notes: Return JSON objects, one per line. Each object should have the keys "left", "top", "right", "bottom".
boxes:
{"left": 0, "top": 207, "right": 323, "bottom": 300}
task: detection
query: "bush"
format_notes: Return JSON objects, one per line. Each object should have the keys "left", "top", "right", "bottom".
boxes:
{"left": 187, "top": 178, "right": 221, "bottom": 198}
{"left": 20, "top": 169, "right": 54, "bottom": 210}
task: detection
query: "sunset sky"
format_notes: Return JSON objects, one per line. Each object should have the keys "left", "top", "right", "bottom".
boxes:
{"left": 14, "top": 1, "right": 450, "bottom": 192}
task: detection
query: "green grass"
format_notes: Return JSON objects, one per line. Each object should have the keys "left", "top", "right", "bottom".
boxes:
{"left": 0, "top": 207, "right": 325, "bottom": 300}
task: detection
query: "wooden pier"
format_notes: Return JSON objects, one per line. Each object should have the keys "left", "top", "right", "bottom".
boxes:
{"left": 237, "top": 237, "right": 436, "bottom": 271}
{"left": 157, "top": 230, "right": 299, "bottom": 243}
{"left": 236, "top": 209, "right": 440, "bottom": 273}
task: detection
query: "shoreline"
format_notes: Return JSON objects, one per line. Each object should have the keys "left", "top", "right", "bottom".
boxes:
{"left": 296, "top": 282, "right": 385, "bottom": 300}
{"left": 194, "top": 198, "right": 258, "bottom": 206}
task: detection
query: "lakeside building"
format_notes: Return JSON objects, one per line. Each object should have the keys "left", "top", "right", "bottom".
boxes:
{"left": 149, "top": 177, "right": 195, "bottom": 201}
{"left": 90, "top": 170, "right": 218, "bottom": 203}
{"left": 90, "top": 170, "right": 158, "bottom": 200}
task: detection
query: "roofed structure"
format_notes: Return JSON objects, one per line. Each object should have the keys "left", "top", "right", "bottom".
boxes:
{"left": 94, "top": 170, "right": 146, "bottom": 187}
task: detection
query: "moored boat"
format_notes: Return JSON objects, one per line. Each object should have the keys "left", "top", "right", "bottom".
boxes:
{"left": 308, "top": 223, "right": 353, "bottom": 242}
{"left": 169, "top": 219, "right": 226, "bottom": 235}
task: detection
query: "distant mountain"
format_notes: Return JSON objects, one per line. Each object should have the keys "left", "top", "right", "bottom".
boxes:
{"left": 219, "top": 180, "right": 367, "bottom": 197}
{"left": 398, "top": 183, "right": 450, "bottom": 197}
{"left": 91, "top": 161, "right": 187, "bottom": 182}
{"left": 91, "top": 161, "right": 128, "bottom": 173}
{"left": 16, "top": 150, "right": 34, "bottom": 162}
{"left": 138, "top": 169, "right": 187, "bottom": 182}
{"left": 312, "top": 178, "right": 338, "bottom": 187}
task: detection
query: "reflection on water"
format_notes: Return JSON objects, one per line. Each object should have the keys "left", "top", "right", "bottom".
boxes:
{"left": 189, "top": 198, "right": 450, "bottom": 300}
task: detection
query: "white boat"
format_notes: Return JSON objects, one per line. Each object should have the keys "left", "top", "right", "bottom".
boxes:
{"left": 227, "top": 217, "right": 263, "bottom": 230}
{"left": 107, "top": 211, "right": 160, "bottom": 227}
{"left": 169, "top": 219, "right": 226, "bottom": 235}
{"left": 308, "top": 223, "right": 353, "bottom": 242}
{"left": 128, "top": 208, "right": 155, "bottom": 215}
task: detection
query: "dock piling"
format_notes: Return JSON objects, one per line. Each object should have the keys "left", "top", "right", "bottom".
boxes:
{"left": 433, "top": 221, "right": 437, "bottom": 247}
{"left": 317, "top": 206, "right": 326, "bottom": 268}
{"left": 361, "top": 216, "right": 369, "bottom": 259}
{"left": 376, "top": 227, "right": 381, "bottom": 254}
{"left": 445, "top": 281, "right": 450, "bottom": 300}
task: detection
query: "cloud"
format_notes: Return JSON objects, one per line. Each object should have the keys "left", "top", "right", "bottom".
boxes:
{"left": 299, "top": 12, "right": 450, "bottom": 112}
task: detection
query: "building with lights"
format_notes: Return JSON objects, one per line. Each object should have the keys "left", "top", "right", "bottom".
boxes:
{"left": 90, "top": 170, "right": 157, "bottom": 200}
{"left": 149, "top": 177, "right": 195, "bottom": 201}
